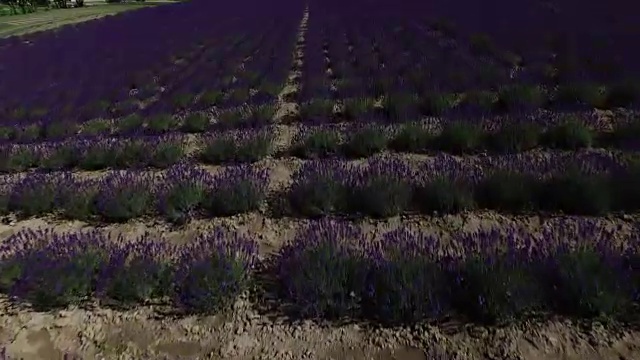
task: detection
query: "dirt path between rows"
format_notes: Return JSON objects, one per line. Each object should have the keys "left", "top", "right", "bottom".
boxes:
{"left": 1, "top": 292, "right": 640, "bottom": 360}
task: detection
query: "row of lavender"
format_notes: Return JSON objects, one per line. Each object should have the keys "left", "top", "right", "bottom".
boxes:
{"left": 0, "top": 165, "right": 268, "bottom": 224}
{"left": 0, "top": 106, "right": 276, "bottom": 145}
{"left": 301, "top": 10, "right": 517, "bottom": 101}
{"left": 308, "top": 0, "right": 640, "bottom": 87}
{"left": 0, "top": 0, "right": 301, "bottom": 126}
{"left": 0, "top": 153, "right": 639, "bottom": 222}
{"left": 297, "top": 86, "right": 638, "bottom": 125}
{"left": 0, "top": 99, "right": 634, "bottom": 149}
{"left": 0, "top": 131, "right": 274, "bottom": 173}
{"left": 1, "top": 220, "right": 638, "bottom": 326}
{"left": 416, "top": 0, "right": 640, "bottom": 85}
{"left": 138, "top": 18, "right": 294, "bottom": 119}
{"left": 282, "top": 155, "right": 640, "bottom": 217}
{"left": 296, "top": 0, "right": 639, "bottom": 124}
{"left": 3, "top": 115, "right": 640, "bottom": 173}
{"left": 289, "top": 116, "right": 640, "bottom": 158}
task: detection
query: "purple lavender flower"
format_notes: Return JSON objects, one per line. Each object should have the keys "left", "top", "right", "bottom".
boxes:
{"left": 173, "top": 227, "right": 257, "bottom": 313}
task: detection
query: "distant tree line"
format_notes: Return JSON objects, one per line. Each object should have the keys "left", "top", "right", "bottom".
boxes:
{"left": 105, "top": 0, "right": 148, "bottom": 3}
{"left": 0, "top": 0, "right": 85, "bottom": 13}
{"left": 0, "top": 0, "right": 158, "bottom": 17}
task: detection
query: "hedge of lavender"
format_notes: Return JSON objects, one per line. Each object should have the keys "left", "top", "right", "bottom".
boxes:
{"left": 2, "top": 154, "right": 640, "bottom": 221}
{"left": 2, "top": 221, "right": 638, "bottom": 326}
{"left": 0, "top": 228, "right": 256, "bottom": 313}
{"left": 296, "top": 0, "right": 640, "bottom": 131}
{"left": 275, "top": 220, "right": 640, "bottom": 325}
{"left": 0, "top": 164, "right": 268, "bottom": 223}
{"left": 291, "top": 115, "right": 640, "bottom": 159}
{"left": 296, "top": 86, "right": 638, "bottom": 125}
{"left": 0, "top": 127, "right": 280, "bottom": 173}
{"left": 199, "top": 129, "right": 274, "bottom": 165}
{"left": 0, "top": 105, "right": 277, "bottom": 146}
{"left": 281, "top": 154, "right": 640, "bottom": 217}
{"left": 2, "top": 115, "right": 639, "bottom": 173}
{"left": 0, "top": 0, "right": 300, "bottom": 126}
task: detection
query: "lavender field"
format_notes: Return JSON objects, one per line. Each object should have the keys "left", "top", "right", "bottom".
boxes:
{"left": 0, "top": 0, "right": 640, "bottom": 359}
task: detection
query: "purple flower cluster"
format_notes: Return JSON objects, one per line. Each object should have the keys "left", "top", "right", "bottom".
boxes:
{"left": 0, "top": 164, "right": 268, "bottom": 222}
{"left": 1, "top": 220, "right": 637, "bottom": 326}
{"left": 289, "top": 152, "right": 625, "bottom": 191}
{"left": 0, "top": 227, "right": 257, "bottom": 313}
{"left": 292, "top": 0, "right": 639, "bottom": 127}
{"left": 282, "top": 154, "right": 639, "bottom": 217}
{"left": 0, "top": 0, "right": 303, "bottom": 129}
{"left": 5, "top": 134, "right": 186, "bottom": 171}
{"left": 200, "top": 128, "right": 274, "bottom": 165}
{"left": 275, "top": 219, "right": 640, "bottom": 325}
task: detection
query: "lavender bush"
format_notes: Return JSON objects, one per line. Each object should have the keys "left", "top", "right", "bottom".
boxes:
{"left": 96, "top": 238, "right": 174, "bottom": 305}
{"left": 274, "top": 221, "right": 640, "bottom": 325}
{"left": 362, "top": 229, "right": 451, "bottom": 325}
{"left": 299, "top": 99, "right": 335, "bottom": 123}
{"left": 8, "top": 173, "right": 61, "bottom": 217}
{"left": 148, "top": 138, "right": 186, "bottom": 168}
{"left": 0, "top": 146, "right": 37, "bottom": 173}
{"left": 282, "top": 161, "right": 351, "bottom": 217}
{"left": 145, "top": 113, "right": 181, "bottom": 135}
{"left": 542, "top": 116, "right": 594, "bottom": 150}
{"left": 181, "top": 113, "right": 211, "bottom": 133}
{"left": 93, "top": 172, "right": 155, "bottom": 222}
{"left": 173, "top": 229, "right": 257, "bottom": 314}
{"left": 157, "top": 164, "right": 212, "bottom": 224}
{"left": 199, "top": 130, "right": 273, "bottom": 164}
{"left": 0, "top": 117, "right": 638, "bottom": 176}
{"left": 292, "top": 127, "right": 342, "bottom": 159}
{"left": 112, "top": 139, "right": 154, "bottom": 168}
{"left": 115, "top": 113, "right": 145, "bottom": 135}
{"left": 0, "top": 230, "right": 111, "bottom": 310}
{"left": 541, "top": 243, "right": 634, "bottom": 319}
{"left": 342, "top": 124, "right": 389, "bottom": 158}
{"left": 389, "top": 123, "right": 434, "bottom": 153}
{"left": 0, "top": 221, "right": 639, "bottom": 325}
{"left": 436, "top": 121, "right": 485, "bottom": 155}
{"left": 414, "top": 176, "right": 476, "bottom": 214}
{"left": 275, "top": 221, "right": 369, "bottom": 319}
{"left": 81, "top": 118, "right": 113, "bottom": 137}
{"left": 487, "top": 122, "right": 541, "bottom": 153}
{"left": 55, "top": 177, "right": 98, "bottom": 221}
{"left": 78, "top": 139, "right": 118, "bottom": 170}
{"left": 494, "top": 84, "right": 546, "bottom": 112}
{"left": 202, "top": 166, "right": 268, "bottom": 216}
{"left": 282, "top": 155, "right": 640, "bottom": 217}
{"left": 0, "top": 228, "right": 257, "bottom": 313}
{"left": 450, "top": 230, "right": 546, "bottom": 324}
{"left": 347, "top": 160, "right": 414, "bottom": 217}
{"left": 40, "top": 143, "right": 80, "bottom": 171}
{"left": 474, "top": 171, "right": 538, "bottom": 213}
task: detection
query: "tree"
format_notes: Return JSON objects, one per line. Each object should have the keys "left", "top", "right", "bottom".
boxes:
{"left": 0, "top": 0, "right": 19, "bottom": 14}
{"left": 51, "top": 0, "right": 67, "bottom": 8}
{"left": 32, "top": 0, "right": 50, "bottom": 6}
{"left": 16, "top": 0, "right": 34, "bottom": 12}
{"left": 0, "top": 0, "right": 41, "bottom": 13}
